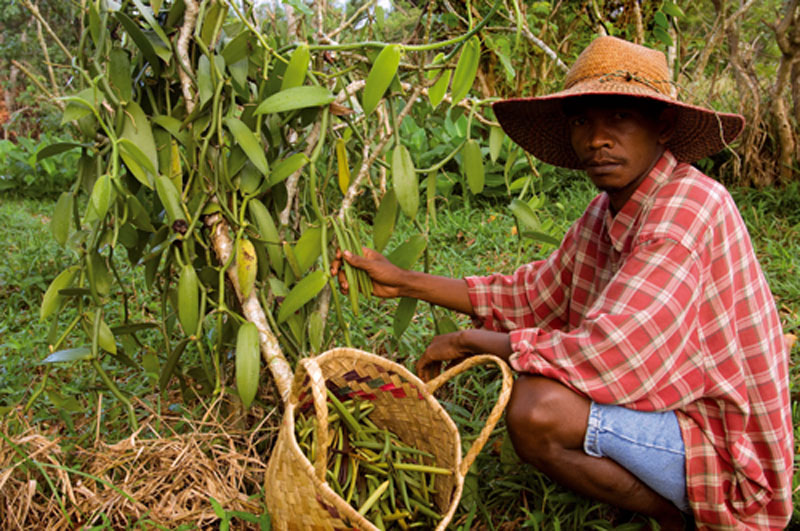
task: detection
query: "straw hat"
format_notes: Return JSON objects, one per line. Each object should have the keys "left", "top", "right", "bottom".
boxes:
{"left": 492, "top": 36, "right": 745, "bottom": 169}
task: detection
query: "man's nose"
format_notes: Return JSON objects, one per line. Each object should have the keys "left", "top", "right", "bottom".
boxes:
{"left": 587, "top": 121, "right": 613, "bottom": 150}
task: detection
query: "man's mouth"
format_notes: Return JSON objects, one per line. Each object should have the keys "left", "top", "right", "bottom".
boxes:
{"left": 583, "top": 157, "right": 623, "bottom": 175}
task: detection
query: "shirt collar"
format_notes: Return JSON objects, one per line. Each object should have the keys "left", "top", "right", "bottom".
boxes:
{"left": 604, "top": 150, "right": 677, "bottom": 252}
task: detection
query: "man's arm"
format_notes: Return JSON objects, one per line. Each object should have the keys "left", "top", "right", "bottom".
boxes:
{"left": 333, "top": 248, "right": 474, "bottom": 315}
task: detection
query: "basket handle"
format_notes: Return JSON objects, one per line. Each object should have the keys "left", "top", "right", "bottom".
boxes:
{"left": 425, "top": 354, "right": 513, "bottom": 477}
{"left": 290, "top": 356, "right": 330, "bottom": 482}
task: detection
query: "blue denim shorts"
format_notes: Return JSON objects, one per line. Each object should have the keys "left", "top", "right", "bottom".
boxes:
{"left": 584, "top": 402, "right": 689, "bottom": 513}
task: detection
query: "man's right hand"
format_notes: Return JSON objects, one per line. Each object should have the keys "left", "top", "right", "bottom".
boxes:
{"left": 331, "top": 246, "right": 475, "bottom": 316}
{"left": 331, "top": 247, "right": 407, "bottom": 299}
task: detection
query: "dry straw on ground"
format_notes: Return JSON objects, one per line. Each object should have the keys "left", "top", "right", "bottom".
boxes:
{"left": 0, "top": 395, "right": 279, "bottom": 530}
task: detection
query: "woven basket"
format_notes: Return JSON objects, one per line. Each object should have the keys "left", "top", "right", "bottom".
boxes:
{"left": 264, "top": 347, "right": 513, "bottom": 530}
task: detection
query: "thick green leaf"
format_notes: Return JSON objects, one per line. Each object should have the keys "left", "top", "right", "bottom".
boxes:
{"left": 109, "top": 48, "right": 132, "bottom": 102}
{"left": 36, "top": 142, "right": 83, "bottom": 162}
{"left": 281, "top": 44, "right": 310, "bottom": 90}
{"left": 294, "top": 227, "right": 323, "bottom": 276}
{"left": 277, "top": 270, "right": 328, "bottom": 324}
{"left": 118, "top": 137, "right": 157, "bottom": 186}
{"left": 223, "top": 117, "right": 269, "bottom": 176}
{"left": 121, "top": 102, "right": 158, "bottom": 189}
{"left": 462, "top": 139, "right": 485, "bottom": 195}
{"left": 363, "top": 44, "right": 402, "bottom": 116}
{"left": 392, "top": 145, "right": 418, "bottom": 219}
{"left": 197, "top": 54, "right": 214, "bottom": 109}
{"left": 131, "top": 0, "right": 170, "bottom": 49}
{"left": 393, "top": 297, "right": 418, "bottom": 339}
{"left": 386, "top": 234, "right": 427, "bottom": 270}
{"left": 372, "top": 189, "right": 398, "bottom": 253}
{"left": 97, "top": 314, "right": 117, "bottom": 354}
{"left": 89, "top": 173, "right": 113, "bottom": 220}
{"left": 428, "top": 69, "right": 451, "bottom": 109}
{"left": 152, "top": 115, "right": 190, "bottom": 146}
{"left": 450, "top": 36, "right": 481, "bottom": 105}
{"left": 254, "top": 86, "right": 335, "bottom": 115}
{"left": 508, "top": 198, "right": 540, "bottom": 233}
{"left": 269, "top": 153, "right": 308, "bottom": 187}
{"left": 115, "top": 11, "right": 161, "bottom": 74}
{"left": 41, "top": 266, "right": 79, "bottom": 321}
{"left": 249, "top": 199, "right": 283, "bottom": 276}
{"left": 222, "top": 31, "right": 252, "bottom": 65}
{"left": 235, "top": 322, "right": 260, "bottom": 409}
{"left": 51, "top": 192, "right": 73, "bottom": 247}
{"left": 489, "top": 126, "right": 504, "bottom": 162}
{"left": 42, "top": 347, "right": 93, "bottom": 364}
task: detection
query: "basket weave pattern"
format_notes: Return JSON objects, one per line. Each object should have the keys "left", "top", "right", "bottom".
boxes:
{"left": 264, "top": 348, "right": 512, "bottom": 530}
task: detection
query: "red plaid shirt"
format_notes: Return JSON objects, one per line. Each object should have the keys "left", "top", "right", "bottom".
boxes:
{"left": 466, "top": 151, "right": 793, "bottom": 529}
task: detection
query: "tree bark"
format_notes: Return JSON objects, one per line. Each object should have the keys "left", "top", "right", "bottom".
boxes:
{"left": 772, "top": 0, "right": 800, "bottom": 182}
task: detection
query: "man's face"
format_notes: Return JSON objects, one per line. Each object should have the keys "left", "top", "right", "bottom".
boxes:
{"left": 566, "top": 96, "right": 672, "bottom": 211}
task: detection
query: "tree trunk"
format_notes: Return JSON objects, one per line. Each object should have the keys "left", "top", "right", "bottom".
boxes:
{"left": 772, "top": 0, "right": 800, "bottom": 182}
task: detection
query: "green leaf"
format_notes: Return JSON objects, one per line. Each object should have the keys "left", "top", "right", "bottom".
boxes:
{"left": 393, "top": 297, "right": 418, "bottom": 339}
{"left": 654, "top": 11, "right": 669, "bottom": 29}
{"left": 372, "top": 189, "right": 398, "bottom": 253}
{"left": 249, "top": 199, "right": 283, "bottom": 276}
{"left": 392, "top": 145, "right": 418, "bottom": 219}
{"left": 51, "top": 192, "right": 73, "bottom": 247}
{"left": 115, "top": 11, "right": 161, "bottom": 74}
{"left": 89, "top": 174, "right": 113, "bottom": 220}
{"left": 118, "top": 137, "right": 157, "bottom": 186}
{"left": 489, "top": 126, "right": 504, "bottom": 162}
{"left": 121, "top": 102, "right": 159, "bottom": 189}
{"left": 223, "top": 117, "right": 269, "bottom": 176}
{"left": 428, "top": 69, "right": 451, "bottom": 109}
{"left": 131, "top": 0, "right": 171, "bottom": 49}
{"left": 308, "top": 310, "right": 324, "bottom": 354}
{"left": 108, "top": 47, "right": 132, "bottom": 102}
{"left": 269, "top": 153, "right": 308, "bottom": 187}
{"left": 520, "top": 230, "right": 561, "bottom": 246}
{"left": 254, "top": 86, "right": 335, "bottom": 115}
{"left": 97, "top": 314, "right": 117, "bottom": 354}
{"left": 197, "top": 54, "right": 214, "bottom": 109}
{"left": 450, "top": 36, "right": 481, "bottom": 105}
{"left": 235, "top": 322, "right": 260, "bottom": 409}
{"left": 362, "top": 44, "right": 402, "bottom": 116}
{"left": 294, "top": 227, "right": 323, "bottom": 276}
{"left": 386, "top": 235, "right": 427, "bottom": 270}
{"left": 41, "top": 266, "right": 79, "bottom": 321}
{"left": 653, "top": 26, "right": 673, "bottom": 46}
{"left": 36, "top": 142, "right": 83, "bottom": 162}
{"left": 221, "top": 31, "right": 252, "bottom": 65}
{"left": 152, "top": 115, "right": 190, "bottom": 146}
{"left": 509, "top": 198, "right": 540, "bottom": 233}
{"left": 277, "top": 270, "right": 328, "bottom": 324}
{"left": 42, "top": 347, "right": 93, "bottom": 364}
{"left": 281, "top": 44, "right": 310, "bottom": 90}
{"left": 662, "top": 1, "right": 685, "bottom": 17}
{"left": 462, "top": 139, "right": 485, "bottom": 195}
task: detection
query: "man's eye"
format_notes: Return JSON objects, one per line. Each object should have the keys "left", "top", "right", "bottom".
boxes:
{"left": 614, "top": 111, "right": 630, "bottom": 120}
{"left": 570, "top": 117, "right": 586, "bottom": 126}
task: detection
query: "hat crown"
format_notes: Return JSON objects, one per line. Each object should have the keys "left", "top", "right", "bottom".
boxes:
{"left": 564, "top": 36, "right": 674, "bottom": 98}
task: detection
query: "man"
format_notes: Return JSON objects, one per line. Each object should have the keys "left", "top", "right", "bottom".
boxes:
{"left": 334, "top": 36, "right": 793, "bottom": 529}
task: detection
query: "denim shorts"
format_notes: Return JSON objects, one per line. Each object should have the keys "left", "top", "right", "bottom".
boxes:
{"left": 584, "top": 402, "right": 690, "bottom": 513}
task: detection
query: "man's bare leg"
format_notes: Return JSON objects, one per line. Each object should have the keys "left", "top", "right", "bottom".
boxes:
{"left": 505, "top": 374, "right": 686, "bottom": 530}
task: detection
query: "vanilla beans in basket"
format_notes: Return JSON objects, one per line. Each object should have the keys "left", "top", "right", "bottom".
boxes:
{"left": 295, "top": 389, "right": 450, "bottom": 530}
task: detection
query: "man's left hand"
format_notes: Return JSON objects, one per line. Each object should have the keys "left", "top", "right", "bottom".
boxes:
{"left": 416, "top": 329, "right": 512, "bottom": 381}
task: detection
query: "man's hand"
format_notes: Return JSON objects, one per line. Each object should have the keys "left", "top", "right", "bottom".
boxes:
{"left": 331, "top": 247, "right": 407, "bottom": 298}
{"left": 416, "top": 329, "right": 512, "bottom": 381}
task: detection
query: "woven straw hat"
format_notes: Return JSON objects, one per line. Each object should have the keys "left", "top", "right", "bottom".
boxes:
{"left": 492, "top": 36, "right": 745, "bottom": 169}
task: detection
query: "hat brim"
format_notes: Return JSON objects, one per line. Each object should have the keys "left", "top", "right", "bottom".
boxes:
{"left": 493, "top": 89, "right": 745, "bottom": 169}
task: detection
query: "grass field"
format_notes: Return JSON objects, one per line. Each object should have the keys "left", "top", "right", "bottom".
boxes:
{"left": 1, "top": 174, "right": 798, "bottom": 529}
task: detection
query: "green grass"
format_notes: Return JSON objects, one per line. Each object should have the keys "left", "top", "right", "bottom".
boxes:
{"left": 1, "top": 172, "right": 799, "bottom": 529}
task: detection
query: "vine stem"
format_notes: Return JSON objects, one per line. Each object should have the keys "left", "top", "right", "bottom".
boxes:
{"left": 206, "top": 214, "right": 293, "bottom": 403}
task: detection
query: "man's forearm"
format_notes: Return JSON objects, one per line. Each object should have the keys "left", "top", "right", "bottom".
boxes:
{"left": 399, "top": 271, "right": 474, "bottom": 316}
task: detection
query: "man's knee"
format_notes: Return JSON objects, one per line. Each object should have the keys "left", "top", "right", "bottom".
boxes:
{"left": 505, "top": 374, "right": 590, "bottom": 464}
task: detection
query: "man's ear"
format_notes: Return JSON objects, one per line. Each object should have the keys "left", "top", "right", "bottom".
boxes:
{"left": 657, "top": 106, "right": 678, "bottom": 144}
